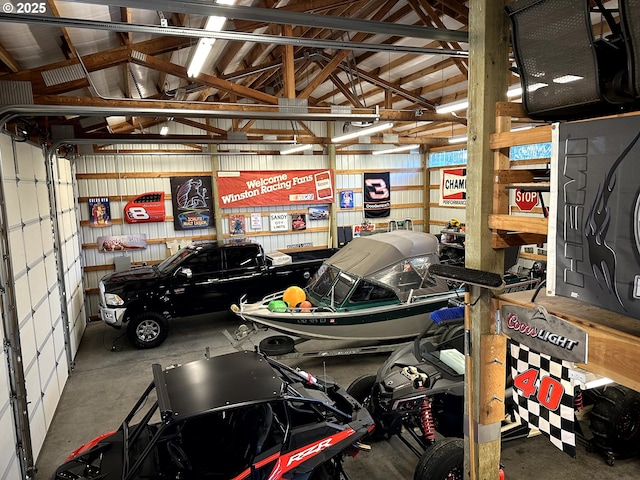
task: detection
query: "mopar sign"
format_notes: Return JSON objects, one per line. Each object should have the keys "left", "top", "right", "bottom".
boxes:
{"left": 501, "top": 305, "right": 588, "bottom": 363}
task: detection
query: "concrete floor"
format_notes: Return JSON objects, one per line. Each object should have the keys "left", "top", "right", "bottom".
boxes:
{"left": 35, "top": 312, "right": 640, "bottom": 480}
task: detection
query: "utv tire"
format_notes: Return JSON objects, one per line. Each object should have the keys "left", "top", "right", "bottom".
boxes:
{"left": 590, "top": 384, "right": 640, "bottom": 459}
{"left": 347, "top": 374, "right": 386, "bottom": 440}
{"left": 127, "top": 311, "right": 169, "bottom": 349}
{"left": 414, "top": 437, "right": 464, "bottom": 480}
{"left": 259, "top": 335, "right": 295, "bottom": 355}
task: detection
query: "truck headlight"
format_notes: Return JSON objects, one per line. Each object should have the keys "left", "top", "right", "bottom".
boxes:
{"left": 104, "top": 293, "right": 124, "bottom": 306}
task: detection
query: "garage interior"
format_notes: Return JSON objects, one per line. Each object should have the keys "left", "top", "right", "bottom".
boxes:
{"left": 1, "top": 1, "right": 640, "bottom": 479}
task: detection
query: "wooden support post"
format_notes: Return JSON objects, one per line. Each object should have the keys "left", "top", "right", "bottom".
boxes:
{"left": 282, "top": 25, "right": 296, "bottom": 99}
{"left": 466, "top": 1, "right": 510, "bottom": 479}
{"left": 327, "top": 121, "right": 337, "bottom": 248}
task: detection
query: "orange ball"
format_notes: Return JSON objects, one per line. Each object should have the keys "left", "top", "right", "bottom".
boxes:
{"left": 283, "top": 286, "right": 306, "bottom": 307}
{"left": 298, "top": 300, "right": 313, "bottom": 313}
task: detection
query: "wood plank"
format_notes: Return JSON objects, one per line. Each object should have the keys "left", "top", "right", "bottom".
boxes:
{"left": 495, "top": 101, "right": 527, "bottom": 118}
{"left": 76, "top": 172, "right": 209, "bottom": 179}
{"left": 519, "top": 251, "right": 547, "bottom": 261}
{"left": 492, "top": 231, "right": 547, "bottom": 248}
{"left": 488, "top": 214, "right": 548, "bottom": 235}
{"left": 497, "top": 291, "right": 640, "bottom": 392}
{"left": 490, "top": 125, "right": 552, "bottom": 149}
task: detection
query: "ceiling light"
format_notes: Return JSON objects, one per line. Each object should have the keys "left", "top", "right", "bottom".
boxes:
{"left": 435, "top": 99, "right": 468, "bottom": 114}
{"left": 280, "top": 144, "right": 313, "bottom": 155}
{"left": 187, "top": 0, "right": 235, "bottom": 78}
{"left": 160, "top": 125, "right": 169, "bottom": 135}
{"left": 448, "top": 134, "right": 467, "bottom": 144}
{"left": 331, "top": 122, "right": 393, "bottom": 143}
{"left": 372, "top": 144, "right": 420, "bottom": 155}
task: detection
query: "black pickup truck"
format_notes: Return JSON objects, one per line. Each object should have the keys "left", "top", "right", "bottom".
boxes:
{"left": 98, "top": 241, "right": 335, "bottom": 348}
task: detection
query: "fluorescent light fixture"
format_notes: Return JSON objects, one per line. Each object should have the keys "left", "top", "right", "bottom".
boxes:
{"left": 448, "top": 134, "right": 467, "bottom": 144}
{"left": 435, "top": 99, "right": 468, "bottom": 114}
{"left": 280, "top": 144, "right": 313, "bottom": 155}
{"left": 372, "top": 144, "right": 420, "bottom": 155}
{"left": 553, "top": 74, "right": 583, "bottom": 84}
{"left": 187, "top": 0, "right": 235, "bottom": 78}
{"left": 160, "top": 125, "right": 169, "bottom": 135}
{"left": 331, "top": 122, "right": 393, "bottom": 143}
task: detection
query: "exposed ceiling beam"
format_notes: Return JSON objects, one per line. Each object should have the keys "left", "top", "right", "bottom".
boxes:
{"left": 0, "top": 42, "right": 20, "bottom": 73}
{"left": 59, "top": 0, "right": 469, "bottom": 42}
{"left": 0, "top": 13, "right": 467, "bottom": 57}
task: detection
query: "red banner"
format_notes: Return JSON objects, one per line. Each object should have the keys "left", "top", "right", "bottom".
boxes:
{"left": 217, "top": 170, "right": 335, "bottom": 208}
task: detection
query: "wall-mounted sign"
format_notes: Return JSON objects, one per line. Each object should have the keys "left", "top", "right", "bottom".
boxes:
{"left": 292, "top": 213, "right": 307, "bottom": 231}
{"left": 501, "top": 305, "right": 588, "bottom": 363}
{"left": 98, "top": 234, "right": 147, "bottom": 252}
{"left": 353, "top": 223, "right": 375, "bottom": 237}
{"left": 88, "top": 197, "right": 111, "bottom": 227}
{"left": 269, "top": 212, "right": 289, "bottom": 232}
{"left": 309, "top": 206, "right": 328, "bottom": 221}
{"left": 510, "top": 340, "right": 576, "bottom": 458}
{"left": 339, "top": 190, "right": 354, "bottom": 209}
{"left": 217, "top": 169, "right": 335, "bottom": 208}
{"left": 250, "top": 213, "right": 262, "bottom": 230}
{"left": 229, "top": 214, "right": 246, "bottom": 236}
{"left": 170, "top": 176, "right": 214, "bottom": 230}
{"left": 124, "top": 192, "right": 165, "bottom": 223}
{"left": 439, "top": 167, "right": 466, "bottom": 206}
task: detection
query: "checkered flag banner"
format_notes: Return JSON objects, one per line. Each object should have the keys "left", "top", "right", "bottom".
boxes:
{"left": 510, "top": 340, "right": 577, "bottom": 457}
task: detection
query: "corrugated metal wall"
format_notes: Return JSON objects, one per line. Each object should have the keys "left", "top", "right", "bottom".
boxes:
{"left": 77, "top": 120, "right": 429, "bottom": 318}
{"left": 0, "top": 134, "right": 81, "bottom": 479}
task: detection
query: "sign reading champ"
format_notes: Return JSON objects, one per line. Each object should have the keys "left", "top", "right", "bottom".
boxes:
{"left": 501, "top": 305, "right": 588, "bottom": 363}
{"left": 439, "top": 167, "right": 466, "bottom": 206}
{"left": 217, "top": 170, "right": 334, "bottom": 208}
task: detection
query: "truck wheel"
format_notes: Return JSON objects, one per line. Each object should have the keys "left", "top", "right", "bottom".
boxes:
{"left": 347, "top": 375, "right": 386, "bottom": 440}
{"left": 414, "top": 438, "right": 464, "bottom": 480}
{"left": 127, "top": 312, "right": 169, "bottom": 349}
{"left": 590, "top": 384, "right": 640, "bottom": 459}
{"left": 259, "top": 335, "right": 295, "bottom": 355}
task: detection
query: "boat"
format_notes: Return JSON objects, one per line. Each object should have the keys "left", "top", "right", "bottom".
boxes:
{"left": 231, "top": 231, "right": 463, "bottom": 341}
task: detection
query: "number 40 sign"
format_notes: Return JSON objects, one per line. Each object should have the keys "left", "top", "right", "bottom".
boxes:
{"left": 513, "top": 368, "right": 564, "bottom": 411}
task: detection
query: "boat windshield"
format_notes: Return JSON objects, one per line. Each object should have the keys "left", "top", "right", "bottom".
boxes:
{"left": 307, "top": 265, "right": 355, "bottom": 305}
{"left": 368, "top": 255, "right": 448, "bottom": 299}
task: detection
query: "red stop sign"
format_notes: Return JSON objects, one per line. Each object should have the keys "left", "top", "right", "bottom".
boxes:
{"left": 514, "top": 189, "right": 539, "bottom": 211}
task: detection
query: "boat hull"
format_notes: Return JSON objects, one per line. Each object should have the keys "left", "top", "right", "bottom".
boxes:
{"left": 236, "top": 291, "right": 459, "bottom": 341}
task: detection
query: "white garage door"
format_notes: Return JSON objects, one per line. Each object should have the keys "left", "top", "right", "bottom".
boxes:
{"left": 0, "top": 134, "right": 84, "bottom": 479}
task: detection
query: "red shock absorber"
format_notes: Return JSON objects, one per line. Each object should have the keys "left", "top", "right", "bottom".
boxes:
{"left": 420, "top": 397, "right": 436, "bottom": 442}
{"left": 574, "top": 388, "right": 584, "bottom": 411}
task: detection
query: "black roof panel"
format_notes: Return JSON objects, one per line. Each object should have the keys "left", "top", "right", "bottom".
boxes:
{"left": 154, "top": 351, "right": 284, "bottom": 421}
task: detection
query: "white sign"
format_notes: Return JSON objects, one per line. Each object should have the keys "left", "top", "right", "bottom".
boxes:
{"left": 353, "top": 224, "right": 375, "bottom": 237}
{"left": 269, "top": 212, "right": 289, "bottom": 232}
{"left": 250, "top": 213, "right": 262, "bottom": 230}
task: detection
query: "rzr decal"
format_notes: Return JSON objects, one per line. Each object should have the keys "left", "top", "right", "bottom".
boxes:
{"left": 267, "top": 428, "right": 355, "bottom": 480}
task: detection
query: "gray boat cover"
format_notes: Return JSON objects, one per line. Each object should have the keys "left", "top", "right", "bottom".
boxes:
{"left": 325, "top": 231, "right": 440, "bottom": 278}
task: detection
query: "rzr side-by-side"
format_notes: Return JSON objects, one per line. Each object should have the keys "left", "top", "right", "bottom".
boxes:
{"left": 52, "top": 350, "right": 374, "bottom": 480}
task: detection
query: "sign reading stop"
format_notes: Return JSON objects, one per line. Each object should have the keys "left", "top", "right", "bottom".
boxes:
{"left": 515, "top": 189, "right": 539, "bottom": 211}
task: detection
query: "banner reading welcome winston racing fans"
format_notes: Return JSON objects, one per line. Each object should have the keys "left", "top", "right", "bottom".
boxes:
{"left": 217, "top": 170, "right": 334, "bottom": 208}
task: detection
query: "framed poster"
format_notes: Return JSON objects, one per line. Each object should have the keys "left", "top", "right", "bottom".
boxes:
{"left": 170, "top": 176, "right": 214, "bottom": 230}
{"left": 250, "top": 212, "right": 262, "bottom": 230}
{"left": 292, "top": 213, "right": 307, "bottom": 231}
{"left": 98, "top": 234, "right": 147, "bottom": 252}
{"left": 339, "top": 190, "right": 354, "bottom": 209}
{"left": 229, "top": 214, "right": 246, "bottom": 236}
{"left": 309, "top": 205, "right": 329, "bottom": 220}
{"left": 88, "top": 197, "right": 112, "bottom": 227}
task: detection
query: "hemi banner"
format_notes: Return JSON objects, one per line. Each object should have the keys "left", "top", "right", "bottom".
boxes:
{"left": 364, "top": 171, "right": 391, "bottom": 218}
{"left": 439, "top": 167, "right": 466, "bottom": 206}
{"left": 217, "top": 170, "right": 334, "bottom": 208}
